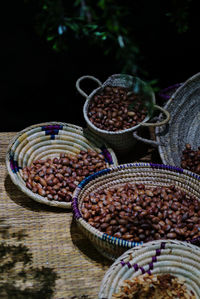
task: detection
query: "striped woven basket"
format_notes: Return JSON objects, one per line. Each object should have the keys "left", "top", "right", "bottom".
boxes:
{"left": 76, "top": 74, "right": 170, "bottom": 154}
{"left": 72, "top": 163, "right": 200, "bottom": 260}
{"left": 6, "top": 121, "right": 118, "bottom": 209}
{"left": 98, "top": 239, "right": 200, "bottom": 299}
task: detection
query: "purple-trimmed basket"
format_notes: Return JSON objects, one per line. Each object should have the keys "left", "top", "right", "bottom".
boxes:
{"left": 72, "top": 163, "right": 200, "bottom": 260}
{"left": 98, "top": 239, "right": 200, "bottom": 299}
{"left": 6, "top": 121, "right": 118, "bottom": 209}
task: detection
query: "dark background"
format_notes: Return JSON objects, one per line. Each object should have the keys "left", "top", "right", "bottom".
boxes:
{"left": 1, "top": 1, "right": 200, "bottom": 131}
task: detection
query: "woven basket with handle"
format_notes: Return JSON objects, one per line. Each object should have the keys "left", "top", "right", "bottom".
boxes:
{"left": 98, "top": 239, "right": 200, "bottom": 299}
{"left": 76, "top": 74, "right": 170, "bottom": 154}
{"left": 6, "top": 121, "right": 118, "bottom": 209}
{"left": 72, "top": 163, "right": 200, "bottom": 260}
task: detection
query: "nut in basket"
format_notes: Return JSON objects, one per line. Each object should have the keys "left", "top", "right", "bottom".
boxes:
{"left": 6, "top": 122, "right": 118, "bottom": 209}
{"left": 72, "top": 163, "right": 200, "bottom": 260}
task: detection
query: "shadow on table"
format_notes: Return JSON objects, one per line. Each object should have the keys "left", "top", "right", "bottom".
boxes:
{"left": 0, "top": 217, "right": 58, "bottom": 299}
{"left": 4, "top": 175, "right": 70, "bottom": 214}
{"left": 70, "top": 217, "right": 112, "bottom": 266}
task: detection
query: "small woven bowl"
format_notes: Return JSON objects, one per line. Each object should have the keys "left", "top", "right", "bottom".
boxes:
{"left": 98, "top": 239, "right": 200, "bottom": 299}
{"left": 6, "top": 121, "right": 118, "bottom": 209}
{"left": 72, "top": 163, "right": 200, "bottom": 260}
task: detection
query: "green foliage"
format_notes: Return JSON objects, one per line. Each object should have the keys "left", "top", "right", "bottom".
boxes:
{"left": 25, "top": 0, "right": 192, "bottom": 81}
{"left": 166, "top": 0, "right": 192, "bottom": 33}
{"left": 26, "top": 0, "right": 141, "bottom": 74}
{"left": 127, "top": 76, "right": 155, "bottom": 117}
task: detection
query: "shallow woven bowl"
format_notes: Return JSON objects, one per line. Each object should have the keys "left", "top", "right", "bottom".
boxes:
{"left": 72, "top": 163, "right": 200, "bottom": 260}
{"left": 98, "top": 239, "right": 200, "bottom": 299}
{"left": 156, "top": 72, "right": 200, "bottom": 167}
{"left": 6, "top": 121, "right": 118, "bottom": 209}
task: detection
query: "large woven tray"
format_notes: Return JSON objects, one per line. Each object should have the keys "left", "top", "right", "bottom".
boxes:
{"left": 72, "top": 163, "right": 200, "bottom": 261}
{"left": 156, "top": 72, "right": 200, "bottom": 167}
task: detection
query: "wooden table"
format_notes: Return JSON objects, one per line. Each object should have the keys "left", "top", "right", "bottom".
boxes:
{"left": 0, "top": 132, "right": 161, "bottom": 299}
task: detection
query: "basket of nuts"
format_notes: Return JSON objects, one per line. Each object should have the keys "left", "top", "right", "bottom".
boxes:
{"left": 156, "top": 72, "right": 200, "bottom": 173}
{"left": 76, "top": 74, "right": 170, "bottom": 154}
{"left": 99, "top": 239, "right": 200, "bottom": 298}
{"left": 6, "top": 121, "right": 118, "bottom": 209}
{"left": 72, "top": 163, "right": 200, "bottom": 260}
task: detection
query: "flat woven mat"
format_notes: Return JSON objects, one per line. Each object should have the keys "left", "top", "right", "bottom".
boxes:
{"left": 0, "top": 132, "right": 160, "bottom": 299}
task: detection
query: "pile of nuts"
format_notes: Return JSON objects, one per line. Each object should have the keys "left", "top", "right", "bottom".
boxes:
{"left": 81, "top": 183, "right": 200, "bottom": 242}
{"left": 181, "top": 143, "right": 200, "bottom": 174}
{"left": 87, "top": 86, "right": 148, "bottom": 131}
{"left": 22, "top": 150, "right": 107, "bottom": 202}
{"left": 113, "top": 273, "right": 196, "bottom": 298}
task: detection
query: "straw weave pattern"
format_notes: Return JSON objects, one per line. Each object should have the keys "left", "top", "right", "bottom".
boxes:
{"left": 156, "top": 72, "right": 200, "bottom": 167}
{"left": 81, "top": 74, "right": 154, "bottom": 153}
{"left": 99, "top": 239, "right": 200, "bottom": 299}
{"left": 6, "top": 122, "right": 118, "bottom": 209}
{"left": 72, "top": 163, "right": 200, "bottom": 260}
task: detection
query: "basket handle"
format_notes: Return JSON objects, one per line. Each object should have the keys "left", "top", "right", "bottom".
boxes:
{"left": 76, "top": 75, "right": 102, "bottom": 99}
{"left": 133, "top": 131, "right": 159, "bottom": 147}
{"left": 140, "top": 104, "right": 170, "bottom": 127}
{"left": 133, "top": 105, "right": 170, "bottom": 147}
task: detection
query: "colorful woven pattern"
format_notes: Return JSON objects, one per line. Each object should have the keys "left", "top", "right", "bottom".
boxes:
{"left": 6, "top": 122, "right": 118, "bottom": 209}
{"left": 72, "top": 163, "right": 200, "bottom": 260}
{"left": 99, "top": 240, "right": 200, "bottom": 298}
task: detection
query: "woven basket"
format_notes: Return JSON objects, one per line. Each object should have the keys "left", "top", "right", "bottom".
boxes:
{"left": 156, "top": 72, "right": 200, "bottom": 167}
{"left": 98, "top": 239, "right": 200, "bottom": 299}
{"left": 6, "top": 121, "right": 118, "bottom": 209}
{"left": 72, "top": 163, "right": 200, "bottom": 260}
{"left": 76, "top": 74, "right": 170, "bottom": 154}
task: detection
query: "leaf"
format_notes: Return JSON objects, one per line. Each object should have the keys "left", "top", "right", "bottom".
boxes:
{"left": 52, "top": 43, "right": 59, "bottom": 51}
{"left": 46, "top": 36, "right": 54, "bottom": 41}
{"left": 74, "top": 0, "right": 81, "bottom": 7}
{"left": 94, "top": 31, "right": 107, "bottom": 40}
{"left": 66, "top": 22, "right": 79, "bottom": 31}
{"left": 98, "top": 0, "right": 105, "bottom": 9}
{"left": 118, "top": 35, "right": 125, "bottom": 48}
{"left": 42, "top": 4, "right": 48, "bottom": 10}
{"left": 85, "top": 24, "right": 98, "bottom": 30}
{"left": 101, "top": 34, "right": 107, "bottom": 40}
{"left": 58, "top": 25, "right": 67, "bottom": 35}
